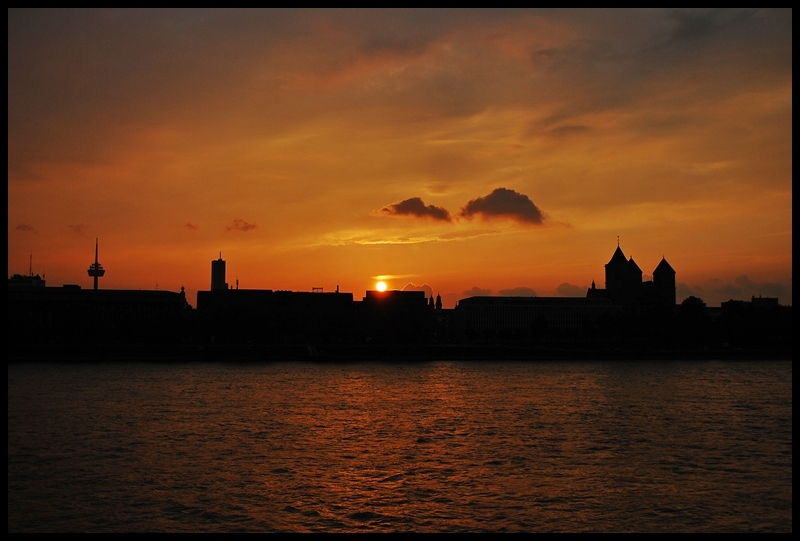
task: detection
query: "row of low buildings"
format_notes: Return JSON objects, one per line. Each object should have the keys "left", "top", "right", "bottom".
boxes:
{"left": 9, "top": 243, "right": 686, "bottom": 345}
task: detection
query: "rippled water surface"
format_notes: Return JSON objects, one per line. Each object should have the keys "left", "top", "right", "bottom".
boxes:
{"left": 8, "top": 360, "right": 792, "bottom": 532}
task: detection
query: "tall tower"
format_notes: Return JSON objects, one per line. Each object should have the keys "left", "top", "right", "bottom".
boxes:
{"left": 211, "top": 253, "right": 228, "bottom": 290}
{"left": 653, "top": 257, "right": 676, "bottom": 306}
{"left": 605, "top": 243, "right": 642, "bottom": 304}
{"left": 87, "top": 238, "right": 105, "bottom": 290}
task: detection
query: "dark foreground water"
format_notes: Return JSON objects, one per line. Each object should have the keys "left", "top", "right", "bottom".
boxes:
{"left": 7, "top": 360, "right": 792, "bottom": 532}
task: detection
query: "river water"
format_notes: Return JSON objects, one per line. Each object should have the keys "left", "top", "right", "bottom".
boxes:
{"left": 7, "top": 360, "right": 792, "bottom": 532}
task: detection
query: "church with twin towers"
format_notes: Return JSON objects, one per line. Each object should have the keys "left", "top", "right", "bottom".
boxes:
{"left": 587, "top": 242, "right": 676, "bottom": 308}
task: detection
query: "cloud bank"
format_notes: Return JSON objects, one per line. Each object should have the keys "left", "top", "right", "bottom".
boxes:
{"left": 464, "top": 286, "right": 492, "bottom": 297}
{"left": 556, "top": 283, "right": 587, "bottom": 297}
{"left": 499, "top": 287, "right": 538, "bottom": 297}
{"left": 677, "top": 275, "right": 791, "bottom": 306}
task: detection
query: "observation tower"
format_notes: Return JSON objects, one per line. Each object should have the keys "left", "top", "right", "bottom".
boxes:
{"left": 87, "top": 238, "right": 105, "bottom": 290}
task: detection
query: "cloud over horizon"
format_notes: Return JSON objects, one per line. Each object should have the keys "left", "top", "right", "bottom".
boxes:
{"left": 459, "top": 188, "right": 544, "bottom": 224}
{"left": 381, "top": 197, "right": 451, "bottom": 222}
{"left": 464, "top": 286, "right": 492, "bottom": 297}
{"left": 499, "top": 287, "right": 538, "bottom": 297}
{"left": 677, "top": 275, "right": 792, "bottom": 307}
{"left": 556, "top": 283, "right": 587, "bottom": 297}
{"left": 402, "top": 282, "right": 434, "bottom": 299}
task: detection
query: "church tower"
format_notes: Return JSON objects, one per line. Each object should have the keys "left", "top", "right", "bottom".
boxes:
{"left": 653, "top": 257, "right": 676, "bottom": 306}
{"left": 605, "top": 242, "right": 642, "bottom": 304}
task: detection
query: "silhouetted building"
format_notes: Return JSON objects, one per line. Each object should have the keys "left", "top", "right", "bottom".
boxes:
{"left": 358, "top": 290, "right": 433, "bottom": 342}
{"left": 198, "top": 275, "right": 357, "bottom": 343}
{"left": 717, "top": 295, "right": 790, "bottom": 351}
{"left": 455, "top": 296, "right": 615, "bottom": 342}
{"left": 361, "top": 289, "right": 427, "bottom": 308}
{"left": 454, "top": 243, "right": 677, "bottom": 343}
{"left": 8, "top": 285, "right": 192, "bottom": 344}
{"left": 587, "top": 244, "right": 676, "bottom": 308}
{"left": 9, "top": 254, "right": 46, "bottom": 289}
{"left": 750, "top": 295, "right": 779, "bottom": 307}
{"left": 8, "top": 273, "right": 46, "bottom": 289}
{"left": 211, "top": 254, "right": 228, "bottom": 290}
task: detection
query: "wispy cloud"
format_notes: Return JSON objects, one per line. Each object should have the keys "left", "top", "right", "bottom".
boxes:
{"left": 226, "top": 218, "right": 257, "bottom": 232}
{"left": 308, "top": 226, "right": 502, "bottom": 247}
{"left": 16, "top": 223, "right": 37, "bottom": 233}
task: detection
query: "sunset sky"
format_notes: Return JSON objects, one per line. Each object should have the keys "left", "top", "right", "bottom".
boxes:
{"left": 8, "top": 9, "right": 792, "bottom": 307}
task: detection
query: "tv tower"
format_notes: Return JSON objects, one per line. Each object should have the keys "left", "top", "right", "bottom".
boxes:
{"left": 87, "top": 238, "right": 105, "bottom": 290}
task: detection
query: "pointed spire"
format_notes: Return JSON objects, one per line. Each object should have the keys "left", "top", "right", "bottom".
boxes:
{"left": 607, "top": 245, "right": 627, "bottom": 265}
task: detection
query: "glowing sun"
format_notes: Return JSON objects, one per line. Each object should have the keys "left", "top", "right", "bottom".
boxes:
{"left": 376, "top": 281, "right": 387, "bottom": 292}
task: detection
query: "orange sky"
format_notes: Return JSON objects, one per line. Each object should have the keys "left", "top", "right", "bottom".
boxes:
{"left": 8, "top": 9, "right": 792, "bottom": 307}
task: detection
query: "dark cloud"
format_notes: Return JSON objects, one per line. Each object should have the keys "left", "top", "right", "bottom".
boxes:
{"left": 16, "top": 224, "right": 37, "bottom": 232}
{"left": 402, "top": 282, "right": 434, "bottom": 299}
{"left": 68, "top": 224, "right": 88, "bottom": 236}
{"left": 555, "top": 283, "right": 586, "bottom": 297}
{"left": 499, "top": 287, "right": 538, "bottom": 297}
{"left": 381, "top": 197, "right": 451, "bottom": 221}
{"left": 464, "top": 286, "right": 492, "bottom": 297}
{"left": 186, "top": 222, "right": 199, "bottom": 230}
{"left": 677, "top": 282, "right": 705, "bottom": 302}
{"left": 460, "top": 188, "right": 544, "bottom": 224}
{"left": 226, "top": 218, "right": 257, "bottom": 232}
{"left": 667, "top": 9, "right": 751, "bottom": 43}
{"left": 711, "top": 275, "right": 769, "bottom": 300}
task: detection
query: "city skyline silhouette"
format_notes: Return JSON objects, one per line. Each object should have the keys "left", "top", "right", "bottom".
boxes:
{"left": 8, "top": 10, "right": 792, "bottom": 309}
{"left": 7, "top": 12, "right": 792, "bottom": 533}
